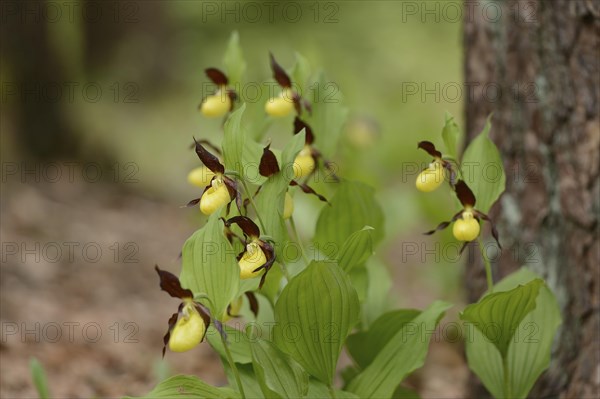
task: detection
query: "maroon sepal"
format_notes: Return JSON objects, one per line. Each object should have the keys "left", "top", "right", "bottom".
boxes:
{"left": 205, "top": 68, "right": 229, "bottom": 86}
{"left": 269, "top": 53, "right": 292, "bottom": 88}
{"left": 259, "top": 144, "right": 280, "bottom": 177}
{"left": 293, "top": 117, "right": 315, "bottom": 145}
{"left": 155, "top": 265, "right": 193, "bottom": 299}
{"left": 454, "top": 180, "right": 476, "bottom": 208}
{"left": 194, "top": 138, "right": 225, "bottom": 174}
{"left": 225, "top": 215, "right": 261, "bottom": 239}
{"left": 417, "top": 141, "right": 442, "bottom": 158}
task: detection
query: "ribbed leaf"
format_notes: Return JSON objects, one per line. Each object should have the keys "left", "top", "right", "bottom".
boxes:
{"left": 223, "top": 104, "right": 246, "bottom": 177}
{"left": 251, "top": 339, "right": 309, "bottom": 398}
{"left": 125, "top": 375, "right": 238, "bottom": 399}
{"left": 273, "top": 261, "right": 360, "bottom": 385}
{"left": 314, "top": 180, "right": 384, "bottom": 258}
{"left": 337, "top": 226, "right": 374, "bottom": 272}
{"left": 461, "top": 279, "right": 542, "bottom": 358}
{"left": 347, "top": 301, "right": 451, "bottom": 398}
{"left": 180, "top": 214, "right": 240, "bottom": 320}
{"left": 441, "top": 112, "right": 461, "bottom": 160}
{"left": 460, "top": 116, "right": 505, "bottom": 213}
{"left": 346, "top": 309, "right": 421, "bottom": 369}
{"left": 206, "top": 325, "right": 253, "bottom": 364}
{"left": 464, "top": 269, "right": 561, "bottom": 399}
{"left": 223, "top": 31, "right": 246, "bottom": 85}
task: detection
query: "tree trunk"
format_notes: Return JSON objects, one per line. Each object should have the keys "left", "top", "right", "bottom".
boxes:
{"left": 464, "top": 0, "right": 599, "bottom": 397}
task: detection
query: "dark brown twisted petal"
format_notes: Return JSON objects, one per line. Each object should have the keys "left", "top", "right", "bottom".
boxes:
{"left": 155, "top": 266, "right": 193, "bottom": 299}
{"left": 205, "top": 67, "right": 229, "bottom": 86}
{"left": 226, "top": 215, "right": 261, "bottom": 238}
{"left": 269, "top": 53, "right": 292, "bottom": 88}
{"left": 417, "top": 141, "right": 442, "bottom": 158}
{"left": 186, "top": 197, "right": 201, "bottom": 207}
{"left": 222, "top": 176, "right": 241, "bottom": 213}
{"left": 194, "top": 138, "right": 225, "bottom": 174}
{"left": 454, "top": 180, "right": 476, "bottom": 207}
{"left": 194, "top": 303, "right": 212, "bottom": 341}
{"left": 259, "top": 144, "right": 280, "bottom": 177}
{"left": 245, "top": 292, "right": 259, "bottom": 317}
{"left": 162, "top": 303, "right": 183, "bottom": 358}
{"left": 424, "top": 210, "right": 462, "bottom": 235}
{"left": 459, "top": 242, "right": 470, "bottom": 255}
{"left": 255, "top": 240, "right": 276, "bottom": 289}
{"left": 474, "top": 210, "right": 502, "bottom": 249}
{"left": 293, "top": 117, "right": 315, "bottom": 144}
{"left": 289, "top": 180, "right": 328, "bottom": 203}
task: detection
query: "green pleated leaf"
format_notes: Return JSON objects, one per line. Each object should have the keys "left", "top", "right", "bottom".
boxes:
{"left": 124, "top": 375, "right": 238, "bottom": 399}
{"left": 464, "top": 269, "right": 561, "bottom": 399}
{"left": 305, "top": 72, "right": 349, "bottom": 159}
{"left": 223, "top": 363, "right": 264, "bottom": 399}
{"left": 337, "top": 226, "right": 374, "bottom": 273}
{"left": 314, "top": 180, "right": 384, "bottom": 258}
{"left": 223, "top": 31, "right": 246, "bottom": 86}
{"left": 461, "top": 279, "right": 543, "bottom": 358}
{"left": 180, "top": 214, "right": 240, "bottom": 320}
{"left": 460, "top": 115, "right": 505, "bottom": 213}
{"left": 362, "top": 259, "right": 392, "bottom": 328}
{"left": 308, "top": 380, "right": 360, "bottom": 399}
{"left": 251, "top": 339, "right": 309, "bottom": 399}
{"left": 347, "top": 301, "right": 451, "bottom": 399}
{"left": 441, "top": 112, "right": 462, "bottom": 160}
{"left": 273, "top": 261, "right": 360, "bottom": 385}
{"left": 346, "top": 309, "right": 421, "bottom": 369}
{"left": 223, "top": 104, "right": 246, "bottom": 177}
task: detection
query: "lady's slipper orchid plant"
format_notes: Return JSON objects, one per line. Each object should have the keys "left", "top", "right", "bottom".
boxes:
{"left": 290, "top": 117, "right": 337, "bottom": 181}
{"left": 224, "top": 216, "right": 276, "bottom": 288}
{"left": 186, "top": 139, "right": 241, "bottom": 215}
{"left": 265, "top": 54, "right": 311, "bottom": 117}
{"left": 425, "top": 180, "right": 501, "bottom": 252}
{"left": 154, "top": 266, "right": 211, "bottom": 355}
{"left": 199, "top": 68, "right": 237, "bottom": 118}
{"left": 416, "top": 141, "right": 456, "bottom": 192}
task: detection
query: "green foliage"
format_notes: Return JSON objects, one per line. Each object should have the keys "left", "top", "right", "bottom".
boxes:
{"left": 223, "top": 104, "right": 247, "bottom": 177}
{"left": 29, "top": 358, "right": 50, "bottom": 399}
{"left": 223, "top": 31, "right": 246, "bottom": 86}
{"left": 337, "top": 226, "right": 374, "bottom": 273}
{"left": 347, "top": 301, "right": 452, "bottom": 398}
{"left": 441, "top": 112, "right": 462, "bottom": 160}
{"left": 273, "top": 261, "right": 360, "bottom": 385}
{"left": 125, "top": 375, "right": 239, "bottom": 399}
{"left": 180, "top": 214, "right": 240, "bottom": 320}
{"left": 314, "top": 180, "right": 384, "bottom": 257}
{"left": 462, "top": 269, "right": 561, "bottom": 399}
{"left": 460, "top": 116, "right": 506, "bottom": 213}
{"left": 251, "top": 340, "right": 309, "bottom": 398}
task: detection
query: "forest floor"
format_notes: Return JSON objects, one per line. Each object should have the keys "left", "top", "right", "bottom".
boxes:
{"left": 0, "top": 181, "right": 468, "bottom": 398}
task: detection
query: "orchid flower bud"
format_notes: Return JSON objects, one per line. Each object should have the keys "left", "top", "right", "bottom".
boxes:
{"left": 283, "top": 192, "right": 294, "bottom": 219}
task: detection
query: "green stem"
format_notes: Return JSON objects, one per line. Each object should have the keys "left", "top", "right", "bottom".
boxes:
{"left": 289, "top": 216, "right": 310, "bottom": 266}
{"left": 240, "top": 179, "right": 266, "bottom": 232}
{"left": 477, "top": 238, "right": 494, "bottom": 292}
{"left": 221, "top": 332, "right": 246, "bottom": 399}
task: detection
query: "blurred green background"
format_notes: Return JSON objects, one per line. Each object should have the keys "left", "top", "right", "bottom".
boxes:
{"left": 1, "top": 1, "right": 467, "bottom": 395}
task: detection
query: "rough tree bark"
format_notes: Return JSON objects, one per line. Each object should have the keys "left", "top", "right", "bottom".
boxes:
{"left": 464, "top": 0, "right": 599, "bottom": 397}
